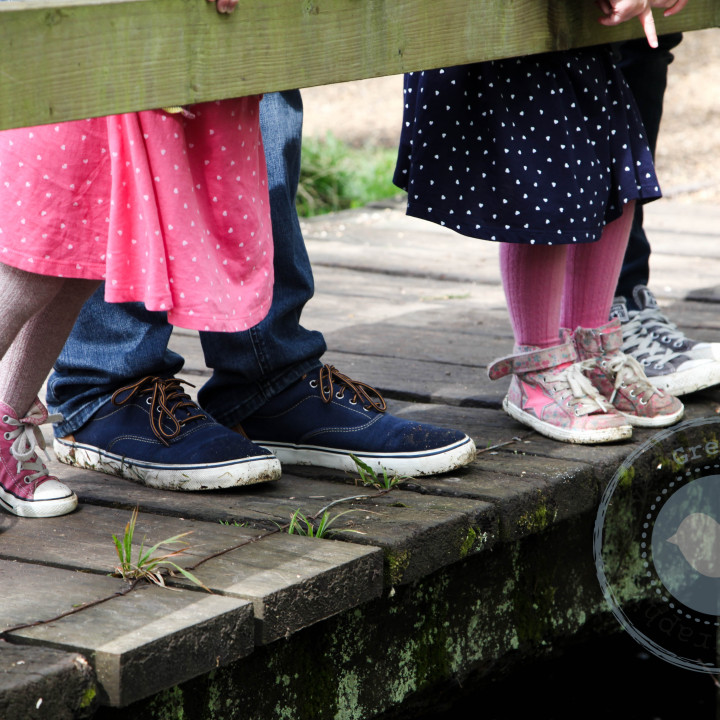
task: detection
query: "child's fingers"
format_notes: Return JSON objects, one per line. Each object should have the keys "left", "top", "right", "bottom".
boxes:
{"left": 211, "top": 0, "right": 238, "bottom": 13}
{"left": 595, "top": 0, "right": 613, "bottom": 15}
{"left": 639, "top": 7, "right": 658, "bottom": 47}
{"left": 663, "top": 0, "right": 689, "bottom": 16}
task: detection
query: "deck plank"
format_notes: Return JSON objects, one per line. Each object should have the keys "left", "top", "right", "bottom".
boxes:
{"left": 0, "top": 505, "right": 383, "bottom": 645}
{"left": 1, "top": 559, "right": 253, "bottom": 707}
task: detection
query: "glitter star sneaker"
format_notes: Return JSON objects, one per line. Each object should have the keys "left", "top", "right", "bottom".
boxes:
{"left": 488, "top": 342, "right": 632, "bottom": 444}
{"left": 572, "top": 319, "right": 684, "bottom": 428}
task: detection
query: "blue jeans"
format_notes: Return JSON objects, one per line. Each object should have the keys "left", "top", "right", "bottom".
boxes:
{"left": 47, "top": 91, "right": 326, "bottom": 435}
{"left": 615, "top": 33, "right": 683, "bottom": 307}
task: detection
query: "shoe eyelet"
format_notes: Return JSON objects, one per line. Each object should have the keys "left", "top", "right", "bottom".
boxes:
{"left": 3, "top": 433, "right": 10, "bottom": 440}
{"left": 24, "top": 478, "right": 33, "bottom": 484}
{"left": 349, "top": 399, "right": 357, "bottom": 405}
{"left": 145, "top": 397, "right": 152, "bottom": 405}
{"left": 629, "top": 390, "right": 636, "bottom": 398}
{"left": 662, "top": 336, "right": 671, "bottom": 343}
{"left": 309, "top": 380, "right": 318, "bottom": 388}
{"left": 2, "top": 416, "right": 9, "bottom": 423}
{"left": 336, "top": 391, "right": 344, "bottom": 400}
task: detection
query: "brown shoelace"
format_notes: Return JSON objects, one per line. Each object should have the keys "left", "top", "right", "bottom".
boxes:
{"left": 315, "top": 365, "right": 387, "bottom": 412}
{"left": 111, "top": 376, "right": 204, "bottom": 446}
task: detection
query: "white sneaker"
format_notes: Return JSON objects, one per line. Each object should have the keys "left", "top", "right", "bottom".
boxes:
{"left": 610, "top": 286, "right": 720, "bottom": 397}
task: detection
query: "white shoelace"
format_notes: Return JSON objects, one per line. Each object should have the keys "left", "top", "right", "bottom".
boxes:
{"left": 546, "top": 361, "right": 613, "bottom": 416}
{"left": 3, "top": 406, "right": 62, "bottom": 483}
{"left": 601, "top": 353, "right": 660, "bottom": 405}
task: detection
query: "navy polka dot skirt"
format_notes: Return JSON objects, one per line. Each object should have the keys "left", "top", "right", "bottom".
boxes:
{"left": 393, "top": 48, "right": 661, "bottom": 245}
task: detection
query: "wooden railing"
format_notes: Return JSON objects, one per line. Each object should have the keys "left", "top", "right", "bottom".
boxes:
{"left": 1, "top": 0, "right": 718, "bottom": 130}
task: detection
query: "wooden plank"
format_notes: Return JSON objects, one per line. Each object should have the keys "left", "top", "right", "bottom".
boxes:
{"left": 33, "top": 467, "right": 497, "bottom": 586}
{"left": 1, "top": 0, "right": 717, "bottom": 130}
{"left": 0, "top": 639, "right": 98, "bottom": 720}
{"left": 0, "top": 504, "right": 383, "bottom": 644}
{"left": 1, "top": 559, "right": 253, "bottom": 707}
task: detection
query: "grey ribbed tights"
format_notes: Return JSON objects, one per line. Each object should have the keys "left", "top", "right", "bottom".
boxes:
{"left": 0, "top": 263, "right": 100, "bottom": 416}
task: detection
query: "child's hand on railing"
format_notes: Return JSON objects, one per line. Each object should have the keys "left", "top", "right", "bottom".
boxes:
{"left": 206, "top": 0, "right": 238, "bottom": 15}
{"left": 595, "top": 0, "right": 658, "bottom": 48}
{"left": 651, "top": 0, "right": 689, "bottom": 17}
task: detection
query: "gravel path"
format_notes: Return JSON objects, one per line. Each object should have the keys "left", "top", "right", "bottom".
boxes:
{"left": 302, "top": 28, "right": 720, "bottom": 203}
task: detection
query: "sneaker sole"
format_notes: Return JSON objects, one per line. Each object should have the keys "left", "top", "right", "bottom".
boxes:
{"left": 53, "top": 438, "right": 281, "bottom": 491}
{"left": 618, "top": 403, "right": 684, "bottom": 428}
{"left": 503, "top": 397, "right": 633, "bottom": 444}
{"left": 253, "top": 436, "right": 476, "bottom": 477}
{"left": 648, "top": 363, "right": 720, "bottom": 397}
{"left": 0, "top": 486, "right": 77, "bottom": 518}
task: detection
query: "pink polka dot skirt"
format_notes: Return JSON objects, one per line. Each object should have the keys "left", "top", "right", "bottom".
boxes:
{"left": 0, "top": 98, "right": 273, "bottom": 332}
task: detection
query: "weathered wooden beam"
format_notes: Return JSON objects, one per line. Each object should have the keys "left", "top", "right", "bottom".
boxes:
{"left": 1, "top": 0, "right": 718, "bottom": 130}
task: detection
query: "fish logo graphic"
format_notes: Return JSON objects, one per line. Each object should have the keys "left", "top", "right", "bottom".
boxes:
{"left": 667, "top": 512, "right": 720, "bottom": 578}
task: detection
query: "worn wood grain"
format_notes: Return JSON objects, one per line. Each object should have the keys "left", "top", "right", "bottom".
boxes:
{"left": 1, "top": 0, "right": 717, "bottom": 129}
{"left": 1, "top": 559, "right": 254, "bottom": 706}
{"left": 0, "top": 504, "right": 383, "bottom": 644}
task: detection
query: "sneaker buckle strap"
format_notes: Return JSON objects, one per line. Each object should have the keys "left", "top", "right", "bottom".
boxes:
{"left": 488, "top": 342, "right": 578, "bottom": 381}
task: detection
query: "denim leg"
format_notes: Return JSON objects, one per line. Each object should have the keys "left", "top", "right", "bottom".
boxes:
{"left": 197, "top": 90, "right": 325, "bottom": 426}
{"left": 49, "top": 90, "right": 325, "bottom": 434}
{"left": 47, "top": 286, "right": 182, "bottom": 436}
{"left": 615, "top": 33, "right": 683, "bottom": 308}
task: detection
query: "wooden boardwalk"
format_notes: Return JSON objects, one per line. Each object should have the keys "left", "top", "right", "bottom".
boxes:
{"left": 3, "top": 197, "right": 720, "bottom": 718}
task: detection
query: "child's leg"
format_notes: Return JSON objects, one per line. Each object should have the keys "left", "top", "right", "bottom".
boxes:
{"left": 560, "top": 202, "right": 635, "bottom": 330}
{"left": 499, "top": 242, "right": 567, "bottom": 349}
{"left": 559, "top": 202, "right": 683, "bottom": 428}
{"left": 492, "top": 240, "right": 633, "bottom": 445}
{"left": 0, "top": 265, "right": 100, "bottom": 518}
{"left": 0, "top": 273, "right": 101, "bottom": 415}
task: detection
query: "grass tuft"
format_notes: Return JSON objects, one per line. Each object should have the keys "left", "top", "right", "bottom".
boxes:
{"left": 112, "top": 507, "right": 210, "bottom": 591}
{"left": 297, "top": 133, "right": 402, "bottom": 217}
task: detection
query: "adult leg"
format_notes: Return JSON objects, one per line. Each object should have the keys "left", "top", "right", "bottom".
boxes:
{"left": 611, "top": 33, "right": 720, "bottom": 396}
{"left": 197, "top": 90, "right": 326, "bottom": 424}
{"left": 47, "top": 290, "right": 181, "bottom": 436}
{"left": 615, "top": 33, "right": 682, "bottom": 305}
{"left": 50, "top": 91, "right": 475, "bottom": 479}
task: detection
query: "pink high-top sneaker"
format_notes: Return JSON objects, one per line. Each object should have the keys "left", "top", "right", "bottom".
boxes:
{"left": 571, "top": 320, "right": 684, "bottom": 428}
{"left": 488, "top": 341, "right": 633, "bottom": 444}
{"left": 0, "top": 398, "right": 77, "bottom": 518}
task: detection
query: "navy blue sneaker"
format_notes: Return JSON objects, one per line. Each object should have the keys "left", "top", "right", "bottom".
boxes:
{"left": 236, "top": 365, "right": 476, "bottom": 476}
{"left": 54, "top": 376, "right": 281, "bottom": 491}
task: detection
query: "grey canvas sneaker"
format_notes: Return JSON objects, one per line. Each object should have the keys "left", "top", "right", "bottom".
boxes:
{"left": 609, "top": 286, "right": 720, "bottom": 397}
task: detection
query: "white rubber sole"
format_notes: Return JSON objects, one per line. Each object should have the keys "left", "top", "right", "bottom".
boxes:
{"left": 619, "top": 403, "right": 684, "bottom": 428}
{"left": 0, "top": 486, "right": 77, "bottom": 518}
{"left": 53, "top": 438, "right": 281, "bottom": 491}
{"left": 648, "top": 362, "right": 720, "bottom": 397}
{"left": 254, "top": 435, "right": 477, "bottom": 477}
{"left": 503, "top": 397, "right": 633, "bottom": 445}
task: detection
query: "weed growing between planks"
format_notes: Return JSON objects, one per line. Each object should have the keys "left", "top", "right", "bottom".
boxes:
{"left": 112, "top": 507, "right": 210, "bottom": 591}
{"left": 1, "top": 455, "right": 411, "bottom": 635}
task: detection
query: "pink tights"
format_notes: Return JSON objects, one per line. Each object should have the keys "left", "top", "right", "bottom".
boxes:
{"left": 499, "top": 202, "right": 635, "bottom": 349}
{"left": 0, "top": 264, "right": 100, "bottom": 416}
